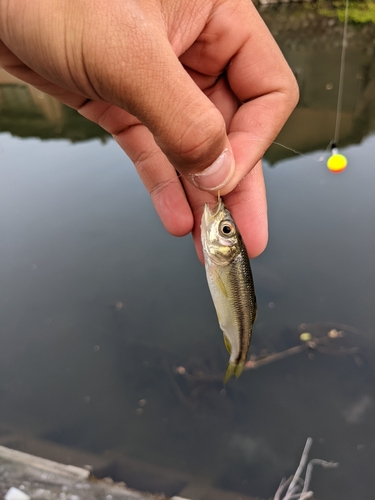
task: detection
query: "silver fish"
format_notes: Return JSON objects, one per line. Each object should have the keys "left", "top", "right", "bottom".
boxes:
{"left": 201, "top": 199, "right": 257, "bottom": 383}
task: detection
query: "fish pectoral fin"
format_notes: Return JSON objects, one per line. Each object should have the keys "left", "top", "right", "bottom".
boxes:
{"left": 223, "top": 334, "right": 232, "bottom": 355}
{"left": 223, "top": 361, "right": 245, "bottom": 384}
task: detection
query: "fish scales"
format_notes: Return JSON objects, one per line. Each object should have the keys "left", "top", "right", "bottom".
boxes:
{"left": 230, "top": 246, "right": 255, "bottom": 362}
{"left": 222, "top": 244, "right": 255, "bottom": 361}
{"left": 201, "top": 199, "right": 257, "bottom": 383}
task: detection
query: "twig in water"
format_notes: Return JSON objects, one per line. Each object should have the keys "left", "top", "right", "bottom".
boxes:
{"left": 173, "top": 322, "right": 361, "bottom": 383}
{"left": 273, "top": 438, "right": 338, "bottom": 500}
{"left": 286, "top": 437, "right": 313, "bottom": 497}
{"left": 302, "top": 459, "right": 339, "bottom": 495}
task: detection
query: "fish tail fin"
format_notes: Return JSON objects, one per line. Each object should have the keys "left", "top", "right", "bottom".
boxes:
{"left": 223, "top": 361, "right": 245, "bottom": 384}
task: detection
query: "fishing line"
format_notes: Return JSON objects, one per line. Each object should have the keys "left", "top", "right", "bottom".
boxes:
{"left": 325, "top": 0, "right": 349, "bottom": 172}
{"left": 272, "top": 141, "right": 324, "bottom": 163}
{"left": 334, "top": 0, "right": 350, "bottom": 146}
{"left": 272, "top": 0, "right": 350, "bottom": 171}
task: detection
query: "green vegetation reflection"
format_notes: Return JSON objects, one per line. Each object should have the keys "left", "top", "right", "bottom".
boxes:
{"left": 316, "top": 0, "right": 375, "bottom": 24}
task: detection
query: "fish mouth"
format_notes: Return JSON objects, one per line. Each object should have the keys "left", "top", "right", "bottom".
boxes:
{"left": 202, "top": 200, "right": 223, "bottom": 226}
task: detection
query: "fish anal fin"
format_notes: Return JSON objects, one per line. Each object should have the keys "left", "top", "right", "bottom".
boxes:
{"left": 223, "top": 334, "right": 232, "bottom": 355}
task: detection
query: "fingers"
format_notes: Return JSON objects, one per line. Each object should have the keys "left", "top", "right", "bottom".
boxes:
{"left": 114, "top": 120, "right": 195, "bottom": 237}
{"left": 77, "top": 99, "right": 194, "bottom": 237}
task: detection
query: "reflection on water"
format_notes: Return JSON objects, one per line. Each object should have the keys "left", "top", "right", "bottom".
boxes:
{"left": 2, "top": 6, "right": 375, "bottom": 163}
{"left": 1, "top": 5, "right": 375, "bottom": 500}
{"left": 0, "top": 69, "right": 108, "bottom": 142}
{"left": 264, "top": 5, "right": 375, "bottom": 162}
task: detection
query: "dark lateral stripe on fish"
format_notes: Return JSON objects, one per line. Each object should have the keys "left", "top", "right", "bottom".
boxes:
{"left": 237, "top": 251, "right": 254, "bottom": 364}
{"left": 228, "top": 257, "right": 249, "bottom": 365}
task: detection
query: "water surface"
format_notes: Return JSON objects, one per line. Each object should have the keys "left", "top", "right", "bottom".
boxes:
{"left": 1, "top": 6, "right": 375, "bottom": 500}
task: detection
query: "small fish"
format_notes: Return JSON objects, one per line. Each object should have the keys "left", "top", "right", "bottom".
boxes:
{"left": 201, "top": 199, "right": 257, "bottom": 383}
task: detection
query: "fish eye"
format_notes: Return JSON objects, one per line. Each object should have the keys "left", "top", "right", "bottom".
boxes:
{"left": 219, "top": 221, "right": 235, "bottom": 237}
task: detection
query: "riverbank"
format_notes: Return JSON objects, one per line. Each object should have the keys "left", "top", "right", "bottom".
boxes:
{"left": 255, "top": 0, "right": 375, "bottom": 24}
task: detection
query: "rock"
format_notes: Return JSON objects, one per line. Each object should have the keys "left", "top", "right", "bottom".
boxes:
{"left": 5, "top": 487, "right": 31, "bottom": 500}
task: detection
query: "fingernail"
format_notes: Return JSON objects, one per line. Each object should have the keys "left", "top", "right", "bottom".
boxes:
{"left": 190, "top": 148, "right": 235, "bottom": 191}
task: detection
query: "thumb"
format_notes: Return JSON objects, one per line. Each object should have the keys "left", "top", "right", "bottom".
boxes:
{"left": 141, "top": 55, "right": 235, "bottom": 191}
{"left": 130, "top": 53, "right": 234, "bottom": 191}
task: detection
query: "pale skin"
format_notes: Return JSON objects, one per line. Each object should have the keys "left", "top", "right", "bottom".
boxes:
{"left": 0, "top": 0, "right": 299, "bottom": 262}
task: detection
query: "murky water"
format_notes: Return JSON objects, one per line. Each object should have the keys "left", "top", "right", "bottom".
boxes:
{"left": 1, "top": 6, "right": 375, "bottom": 500}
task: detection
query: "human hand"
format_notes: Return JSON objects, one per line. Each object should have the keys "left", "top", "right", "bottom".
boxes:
{"left": 0, "top": 0, "right": 298, "bottom": 262}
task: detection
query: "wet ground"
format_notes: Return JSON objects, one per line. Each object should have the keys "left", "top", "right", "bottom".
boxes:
{"left": 0, "top": 445, "right": 157, "bottom": 500}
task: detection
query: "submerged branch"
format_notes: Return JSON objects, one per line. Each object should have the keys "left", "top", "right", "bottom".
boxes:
{"left": 173, "top": 322, "right": 361, "bottom": 383}
{"left": 273, "top": 438, "right": 339, "bottom": 500}
{"left": 286, "top": 438, "right": 313, "bottom": 496}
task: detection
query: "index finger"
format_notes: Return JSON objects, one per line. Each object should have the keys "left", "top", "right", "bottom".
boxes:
{"left": 224, "top": 4, "right": 299, "bottom": 192}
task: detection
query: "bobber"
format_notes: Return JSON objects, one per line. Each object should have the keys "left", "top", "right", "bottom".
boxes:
{"left": 326, "top": 143, "right": 347, "bottom": 173}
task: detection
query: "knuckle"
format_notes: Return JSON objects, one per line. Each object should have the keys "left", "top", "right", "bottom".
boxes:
{"left": 288, "top": 76, "right": 300, "bottom": 108}
{"left": 167, "top": 108, "right": 226, "bottom": 173}
{"left": 283, "top": 70, "right": 300, "bottom": 110}
{"left": 133, "top": 145, "right": 160, "bottom": 175}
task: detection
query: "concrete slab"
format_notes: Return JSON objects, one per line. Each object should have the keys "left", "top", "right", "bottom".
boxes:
{"left": 0, "top": 446, "right": 163, "bottom": 500}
